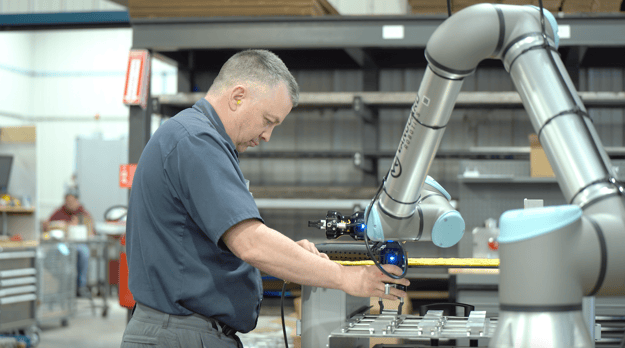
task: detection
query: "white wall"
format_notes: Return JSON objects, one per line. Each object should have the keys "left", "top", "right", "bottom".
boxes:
{"left": 0, "top": 0, "right": 125, "bottom": 14}
{"left": 0, "top": 31, "right": 33, "bottom": 126}
{"left": 31, "top": 28, "right": 133, "bottom": 218}
{"left": 0, "top": 0, "right": 407, "bottom": 222}
{"left": 0, "top": 26, "right": 177, "bottom": 221}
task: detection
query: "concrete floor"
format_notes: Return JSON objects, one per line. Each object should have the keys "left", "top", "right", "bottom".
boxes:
{"left": 39, "top": 298, "right": 127, "bottom": 348}
{"left": 37, "top": 297, "right": 296, "bottom": 348}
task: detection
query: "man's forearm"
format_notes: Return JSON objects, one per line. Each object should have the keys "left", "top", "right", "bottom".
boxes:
{"left": 223, "top": 220, "right": 345, "bottom": 290}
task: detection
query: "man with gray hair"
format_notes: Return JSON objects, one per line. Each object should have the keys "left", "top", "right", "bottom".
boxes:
{"left": 121, "top": 49, "right": 408, "bottom": 348}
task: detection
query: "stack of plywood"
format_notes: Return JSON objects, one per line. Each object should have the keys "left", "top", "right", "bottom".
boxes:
{"left": 128, "top": 0, "right": 339, "bottom": 18}
{"left": 409, "top": 0, "right": 566, "bottom": 14}
{"left": 561, "top": 0, "right": 594, "bottom": 11}
{"left": 452, "top": 0, "right": 495, "bottom": 11}
{"left": 501, "top": 0, "right": 562, "bottom": 12}
{"left": 409, "top": 0, "right": 500, "bottom": 14}
{"left": 408, "top": 0, "right": 450, "bottom": 14}
{"left": 562, "top": 0, "right": 622, "bottom": 12}
{"left": 589, "top": 0, "right": 623, "bottom": 12}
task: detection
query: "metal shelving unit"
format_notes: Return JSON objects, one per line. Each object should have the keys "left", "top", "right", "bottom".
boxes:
{"left": 128, "top": 13, "right": 625, "bottom": 184}
{"left": 127, "top": 13, "right": 625, "bottom": 204}
{"left": 0, "top": 207, "right": 35, "bottom": 237}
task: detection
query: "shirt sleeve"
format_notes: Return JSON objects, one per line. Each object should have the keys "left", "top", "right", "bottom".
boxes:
{"left": 164, "top": 131, "right": 262, "bottom": 246}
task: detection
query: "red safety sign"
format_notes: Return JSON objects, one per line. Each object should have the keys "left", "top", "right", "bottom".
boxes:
{"left": 122, "top": 49, "right": 151, "bottom": 109}
{"left": 119, "top": 164, "right": 137, "bottom": 188}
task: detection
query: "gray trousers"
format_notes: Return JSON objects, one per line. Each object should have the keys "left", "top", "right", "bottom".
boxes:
{"left": 120, "top": 303, "right": 243, "bottom": 348}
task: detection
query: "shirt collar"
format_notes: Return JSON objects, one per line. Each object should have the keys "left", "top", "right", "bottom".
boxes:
{"left": 193, "top": 98, "right": 239, "bottom": 157}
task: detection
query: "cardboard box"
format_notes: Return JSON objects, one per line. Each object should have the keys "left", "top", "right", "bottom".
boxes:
{"left": 0, "top": 126, "right": 36, "bottom": 143}
{"left": 294, "top": 296, "right": 302, "bottom": 319}
{"left": 293, "top": 335, "right": 301, "bottom": 348}
{"left": 529, "top": 134, "right": 555, "bottom": 178}
{"left": 67, "top": 225, "right": 89, "bottom": 241}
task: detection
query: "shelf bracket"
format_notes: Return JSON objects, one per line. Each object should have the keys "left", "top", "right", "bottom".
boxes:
{"left": 353, "top": 96, "right": 375, "bottom": 124}
{"left": 354, "top": 97, "right": 379, "bottom": 183}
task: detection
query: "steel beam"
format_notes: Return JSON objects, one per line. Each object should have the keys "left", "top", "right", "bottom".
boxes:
{"left": 128, "top": 100, "right": 152, "bottom": 164}
{"left": 156, "top": 91, "right": 625, "bottom": 109}
{"left": 131, "top": 15, "right": 625, "bottom": 51}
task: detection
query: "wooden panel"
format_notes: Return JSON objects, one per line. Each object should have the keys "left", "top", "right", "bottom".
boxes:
{"left": 128, "top": 0, "right": 339, "bottom": 18}
{"left": 590, "top": 0, "right": 622, "bottom": 12}
{"left": 408, "top": 0, "right": 450, "bottom": 13}
{"left": 317, "top": 0, "right": 340, "bottom": 15}
{"left": 409, "top": 0, "right": 564, "bottom": 13}
{"left": 0, "top": 126, "right": 36, "bottom": 144}
{"left": 561, "top": 0, "right": 594, "bottom": 12}
{"left": 0, "top": 207, "right": 35, "bottom": 214}
{"left": 0, "top": 241, "right": 38, "bottom": 249}
{"left": 501, "top": 0, "right": 562, "bottom": 12}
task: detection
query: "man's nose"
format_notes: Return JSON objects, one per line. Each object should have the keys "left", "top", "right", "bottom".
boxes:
{"left": 261, "top": 127, "right": 274, "bottom": 142}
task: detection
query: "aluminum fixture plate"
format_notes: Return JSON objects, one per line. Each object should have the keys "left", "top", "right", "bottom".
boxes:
{"left": 332, "top": 310, "right": 496, "bottom": 340}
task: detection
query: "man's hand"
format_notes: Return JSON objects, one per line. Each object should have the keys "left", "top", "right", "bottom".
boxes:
{"left": 340, "top": 264, "right": 410, "bottom": 301}
{"left": 295, "top": 239, "right": 329, "bottom": 260}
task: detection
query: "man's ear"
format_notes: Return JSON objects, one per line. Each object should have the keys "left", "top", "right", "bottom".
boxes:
{"left": 229, "top": 85, "right": 246, "bottom": 111}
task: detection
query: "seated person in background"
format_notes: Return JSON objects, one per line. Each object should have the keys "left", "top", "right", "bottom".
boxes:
{"left": 45, "top": 189, "right": 93, "bottom": 297}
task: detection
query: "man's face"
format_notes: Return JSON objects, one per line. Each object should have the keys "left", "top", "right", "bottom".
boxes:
{"left": 65, "top": 194, "right": 80, "bottom": 212}
{"left": 233, "top": 82, "right": 292, "bottom": 153}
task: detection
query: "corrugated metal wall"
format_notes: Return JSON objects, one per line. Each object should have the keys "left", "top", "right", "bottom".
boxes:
{"left": 237, "top": 64, "right": 624, "bottom": 255}
{"left": 241, "top": 65, "right": 624, "bottom": 183}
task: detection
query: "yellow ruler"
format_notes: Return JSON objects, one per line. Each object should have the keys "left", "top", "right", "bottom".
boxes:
{"left": 336, "top": 257, "right": 499, "bottom": 268}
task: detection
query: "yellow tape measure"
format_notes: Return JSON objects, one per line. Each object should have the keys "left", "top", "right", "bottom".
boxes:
{"left": 335, "top": 258, "right": 500, "bottom": 268}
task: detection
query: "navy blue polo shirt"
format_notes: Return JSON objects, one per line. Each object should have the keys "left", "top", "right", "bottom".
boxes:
{"left": 126, "top": 98, "right": 264, "bottom": 333}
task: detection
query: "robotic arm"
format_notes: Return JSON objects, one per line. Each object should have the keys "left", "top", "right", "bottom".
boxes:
{"left": 309, "top": 4, "right": 625, "bottom": 347}
{"left": 310, "top": 175, "right": 463, "bottom": 246}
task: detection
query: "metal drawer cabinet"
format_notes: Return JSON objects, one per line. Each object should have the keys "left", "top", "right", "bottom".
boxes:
{"left": 0, "top": 248, "right": 39, "bottom": 347}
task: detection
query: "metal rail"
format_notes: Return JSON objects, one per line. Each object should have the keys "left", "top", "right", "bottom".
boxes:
{"left": 156, "top": 91, "right": 625, "bottom": 109}
{"left": 131, "top": 14, "right": 625, "bottom": 50}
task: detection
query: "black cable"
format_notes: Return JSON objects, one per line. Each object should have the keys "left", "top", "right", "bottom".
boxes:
{"left": 363, "top": 173, "right": 408, "bottom": 280}
{"left": 281, "top": 281, "right": 289, "bottom": 348}
{"left": 446, "top": 0, "right": 452, "bottom": 17}
{"left": 538, "top": 0, "right": 546, "bottom": 42}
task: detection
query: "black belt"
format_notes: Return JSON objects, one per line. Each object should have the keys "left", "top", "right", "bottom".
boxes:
{"left": 214, "top": 321, "right": 238, "bottom": 337}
